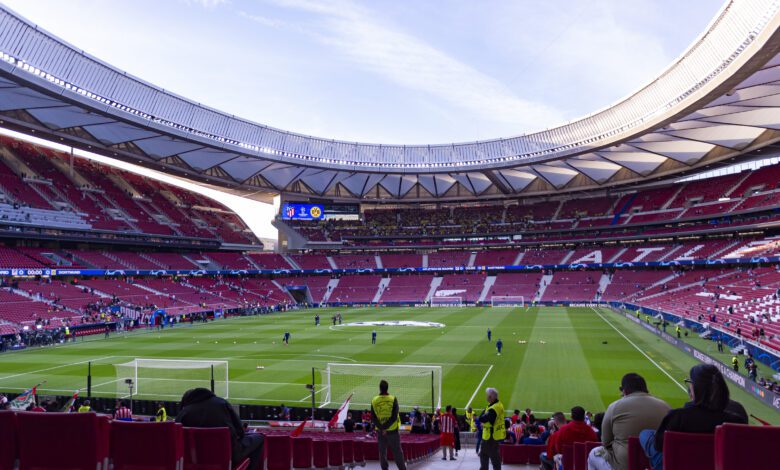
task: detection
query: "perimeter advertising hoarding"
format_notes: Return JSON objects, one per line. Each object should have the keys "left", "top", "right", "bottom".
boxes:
{"left": 281, "top": 203, "right": 325, "bottom": 221}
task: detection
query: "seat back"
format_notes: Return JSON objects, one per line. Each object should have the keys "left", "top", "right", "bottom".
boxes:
{"left": 627, "top": 436, "right": 650, "bottom": 470}
{"left": 291, "top": 437, "right": 312, "bottom": 469}
{"left": 110, "top": 421, "right": 184, "bottom": 470}
{"left": 312, "top": 440, "right": 329, "bottom": 468}
{"left": 715, "top": 423, "right": 780, "bottom": 470}
{"left": 561, "top": 444, "right": 574, "bottom": 470}
{"left": 265, "top": 435, "right": 292, "bottom": 470}
{"left": 526, "top": 444, "right": 546, "bottom": 465}
{"left": 662, "top": 431, "right": 714, "bottom": 470}
{"left": 0, "top": 411, "right": 17, "bottom": 470}
{"left": 17, "top": 411, "right": 101, "bottom": 470}
{"left": 183, "top": 427, "right": 232, "bottom": 470}
{"left": 573, "top": 442, "right": 600, "bottom": 470}
{"left": 500, "top": 444, "right": 527, "bottom": 464}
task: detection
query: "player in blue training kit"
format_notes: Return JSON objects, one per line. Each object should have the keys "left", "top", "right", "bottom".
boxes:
{"left": 372, "top": 329, "right": 377, "bottom": 344}
{"left": 283, "top": 331, "right": 290, "bottom": 345}
{"left": 496, "top": 338, "right": 503, "bottom": 355}
{"left": 487, "top": 328, "right": 492, "bottom": 342}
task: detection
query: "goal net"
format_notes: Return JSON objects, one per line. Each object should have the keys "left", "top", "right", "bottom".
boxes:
{"left": 321, "top": 363, "right": 442, "bottom": 411}
{"left": 490, "top": 296, "right": 525, "bottom": 307}
{"left": 113, "top": 359, "right": 229, "bottom": 399}
{"left": 430, "top": 296, "right": 463, "bottom": 307}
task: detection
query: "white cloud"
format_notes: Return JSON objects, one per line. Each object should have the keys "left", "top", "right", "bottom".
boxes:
{"left": 257, "top": 0, "right": 566, "bottom": 134}
{"left": 181, "top": 0, "right": 229, "bottom": 9}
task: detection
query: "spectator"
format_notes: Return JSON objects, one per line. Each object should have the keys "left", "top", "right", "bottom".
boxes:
{"left": 639, "top": 365, "right": 748, "bottom": 470}
{"left": 541, "top": 411, "right": 566, "bottom": 442}
{"left": 521, "top": 424, "right": 545, "bottom": 445}
{"left": 541, "top": 406, "right": 598, "bottom": 470}
{"left": 114, "top": 400, "right": 132, "bottom": 421}
{"left": 588, "top": 373, "right": 671, "bottom": 470}
{"left": 343, "top": 412, "right": 355, "bottom": 432}
{"left": 439, "top": 405, "right": 456, "bottom": 460}
{"left": 521, "top": 407, "right": 536, "bottom": 425}
{"left": 176, "top": 388, "right": 263, "bottom": 470}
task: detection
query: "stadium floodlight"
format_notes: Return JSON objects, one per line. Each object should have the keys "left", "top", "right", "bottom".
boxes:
{"left": 490, "top": 296, "right": 525, "bottom": 308}
{"left": 321, "top": 363, "right": 442, "bottom": 411}
{"left": 430, "top": 296, "right": 463, "bottom": 307}
{"left": 114, "top": 359, "right": 229, "bottom": 399}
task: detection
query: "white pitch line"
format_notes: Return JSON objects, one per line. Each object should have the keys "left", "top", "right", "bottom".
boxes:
{"left": 591, "top": 307, "right": 687, "bottom": 393}
{"left": 464, "top": 365, "right": 493, "bottom": 409}
{"left": 0, "top": 355, "right": 115, "bottom": 382}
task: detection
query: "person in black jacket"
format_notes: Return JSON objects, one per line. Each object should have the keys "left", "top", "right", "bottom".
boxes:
{"left": 176, "top": 388, "right": 264, "bottom": 470}
{"left": 639, "top": 364, "right": 747, "bottom": 470}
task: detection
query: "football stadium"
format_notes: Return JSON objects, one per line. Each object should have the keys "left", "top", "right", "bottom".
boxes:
{"left": 0, "top": 1, "right": 779, "bottom": 469}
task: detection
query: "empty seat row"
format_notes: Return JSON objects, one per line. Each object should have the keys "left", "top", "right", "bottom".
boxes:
{"left": 0, "top": 411, "right": 249, "bottom": 470}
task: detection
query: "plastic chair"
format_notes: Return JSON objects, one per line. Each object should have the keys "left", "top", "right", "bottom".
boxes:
{"left": 573, "top": 441, "right": 601, "bottom": 470}
{"left": 110, "top": 421, "right": 184, "bottom": 470}
{"left": 627, "top": 436, "right": 650, "bottom": 470}
{"left": 183, "top": 427, "right": 250, "bottom": 470}
{"left": 526, "top": 444, "right": 546, "bottom": 465}
{"left": 17, "top": 411, "right": 104, "bottom": 470}
{"left": 0, "top": 411, "right": 17, "bottom": 470}
{"left": 265, "top": 435, "right": 291, "bottom": 470}
{"left": 662, "top": 431, "right": 714, "bottom": 470}
{"left": 312, "top": 440, "right": 329, "bottom": 469}
{"left": 715, "top": 423, "right": 780, "bottom": 470}
{"left": 292, "top": 437, "right": 312, "bottom": 469}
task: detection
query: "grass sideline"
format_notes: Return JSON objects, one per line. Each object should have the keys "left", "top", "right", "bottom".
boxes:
{"left": 0, "top": 306, "right": 776, "bottom": 424}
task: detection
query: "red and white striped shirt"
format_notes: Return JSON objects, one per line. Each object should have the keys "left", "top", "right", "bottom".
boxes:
{"left": 114, "top": 406, "right": 132, "bottom": 420}
{"left": 440, "top": 413, "right": 457, "bottom": 434}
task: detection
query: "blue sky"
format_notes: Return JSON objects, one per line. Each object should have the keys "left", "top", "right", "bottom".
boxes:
{"left": 5, "top": 0, "right": 723, "bottom": 145}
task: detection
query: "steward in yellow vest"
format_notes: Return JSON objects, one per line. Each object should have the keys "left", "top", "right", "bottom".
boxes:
{"left": 478, "top": 388, "right": 505, "bottom": 470}
{"left": 155, "top": 403, "right": 167, "bottom": 422}
{"left": 370, "top": 380, "right": 406, "bottom": 470}
{"left": 77, "top": 400, "right": 91, "bottom": 413}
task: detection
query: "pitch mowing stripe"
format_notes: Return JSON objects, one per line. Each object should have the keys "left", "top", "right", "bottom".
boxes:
{"left": 591, "top": 307, "right": 686, "bottom": 393}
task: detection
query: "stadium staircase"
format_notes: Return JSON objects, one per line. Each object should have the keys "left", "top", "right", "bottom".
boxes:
{"left": 478, "top": 275, "right": 496, "bottom": 303}
{"left": 534, "top": 274, "right": 553, "bottom": 302}
{"left": 467, "top": 252, "right": 477, "bottom": 268}
{"left": 513, "top": 251, "right": 525, "bottom": 265}
{"left": 373, "top": 277, "right": 391, "bottom": 303}
{"left": 283, "top": 254, "right": 301, "bottom": 269}
{"left": 326, "top": 256, "right": 337, "bottom": 269}
{"left": 374, "top": 254, "right": 383, "bottom": 268}
{"left": 597, "top": 273, "right": 612, "bottom": 300}
{"left": 321, "top": 278, "right": 340, "bottom": 303}
{"left": 425, "top": 277, "right": 443, "bottom": 302}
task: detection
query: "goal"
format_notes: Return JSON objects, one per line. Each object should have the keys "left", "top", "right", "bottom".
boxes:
{"left": 114, "top": 359, "right": 229, "bottom": 399}
{"left": 490, "top": 296, "right": 525, "bottom": 307}
{"left": 321, "top": 363, "right": 442, "bottom": 411}
{"left": 430, "top": 296, "right": 463, "bottom": 307}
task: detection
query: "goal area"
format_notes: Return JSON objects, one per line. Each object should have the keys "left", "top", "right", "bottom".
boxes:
{"left": 430, "top": 296, "right": 463, "bottom": 307}
{"left": 321, "top": 363, "right": 442, "bottom": 411}
{"left": 114, "top": 359, "right": 229, "bottom": 399}
{"left": 490, "top": 296, "right": 525, "bottom": 307}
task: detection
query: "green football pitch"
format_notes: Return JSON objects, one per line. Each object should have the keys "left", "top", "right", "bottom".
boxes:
{"left": 0, "top": 306, "right": 777, "bottom": 424}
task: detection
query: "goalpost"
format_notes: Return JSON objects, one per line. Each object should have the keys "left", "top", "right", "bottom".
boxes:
{"left": 430, "top": 296, "right": 463, "bottom": 307}
{"left": 321, "top": 363, "right": 442, "bottom": 411}
{"left": 490, "top": 296, "right": 525, "bottom": 307}
{"left": 114, "top": 359, "right": 229, "bottom": 399}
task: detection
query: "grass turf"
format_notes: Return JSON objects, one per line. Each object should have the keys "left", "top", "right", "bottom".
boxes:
{"left": 0, "top": 306, "right": 777, "bottom": 423}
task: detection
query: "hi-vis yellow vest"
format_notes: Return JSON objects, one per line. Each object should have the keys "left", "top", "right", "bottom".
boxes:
{"left": 466, "top": 409, "right": 476, "bottom": 432}
{"left": 482, "top": 400, "right": 506, "bottom": 441}
{"left": 77, "top": 405, "right": 91, "bottom": 413}
{"left": 371, "top": 394, "right": 400, "bottom": 431}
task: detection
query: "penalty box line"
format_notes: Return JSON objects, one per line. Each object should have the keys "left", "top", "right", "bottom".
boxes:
{"left": 590, "top": 307, "right": 687, "bottom": 394}
{"left": 464, "top": 364, "right": 494, "bottom": 410}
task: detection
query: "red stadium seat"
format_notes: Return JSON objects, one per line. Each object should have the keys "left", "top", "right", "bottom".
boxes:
{"left": 341, "top": 439, "right": 354, "bottom": 465}
{"left": 662, "top": 431, "right": 714, "bottom": 470}
{"left": 17, "top": 411, "right": 105, "bottom": 470}
{"left": 352, "top": 438, "right": 365, "bottom": 464}
{"left": 291, "top": 437, "right": 312, "bottom": 469}
{"left": 327, "top": 439, "right": 343, "bottom": 467}
{"left": 715, "top": 423, "right": 780, "bottom": 470}
{"left": 627, "top": 436, "right": 650, "bottom": 470}
{"left": 0, "top": 411, "right": 17, "bottom": 470}
{"left": 110, "top": 421, "right": 184, "bottom": 470}
{"left": 265, "top": 435, "right": 292, "bottom": 470}
{"left": 573, "top": 442, "right": 601, "bottom": 470}
{"left": 500, "top": 444, "right": 527, "bottom": 464}
{"left": 183, "top": 427, "right": 250, "bottom": 470}
{"left": 561, "top": 444, "right": 574, "bottom": 470}
{"left": 526, "top": 444, "right": 546, "bottom": 465}
{"left": 312, "top": 440, "right": 329, "bottom": 468}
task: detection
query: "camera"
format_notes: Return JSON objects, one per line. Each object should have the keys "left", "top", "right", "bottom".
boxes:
{"left": 124, "top": 379, "right": 133, "bottom": 385}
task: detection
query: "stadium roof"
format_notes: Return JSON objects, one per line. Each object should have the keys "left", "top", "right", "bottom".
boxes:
{"left": 1, "top": 1, "right": 780, "bottom": 202}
